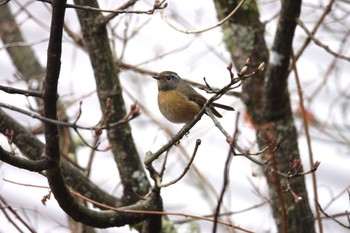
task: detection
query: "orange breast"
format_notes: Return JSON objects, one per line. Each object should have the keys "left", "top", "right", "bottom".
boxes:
{"left": 158, "top": 90, "right": 201, "bottom": 123}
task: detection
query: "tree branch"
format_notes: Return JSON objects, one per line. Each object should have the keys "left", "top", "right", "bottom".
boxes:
{"left": 0, "top": 108, "right": 119, "bottom": 208}
{"left": 296, "top": 18, "right": 350, "bottom": 62}
{"left": 37, "top": 0, "right": 167, "bottom": 16}
{"left": 160, "top": 0, "right": 246, "bottom": 34}
{"left": 0, "top": 101, "right": 139, "bottom": 131}
{"left": 0, "top": 85, "right": 43, "bottom": 98}
{"left": 0, "top": 146, "right": 54, "bottom": 172}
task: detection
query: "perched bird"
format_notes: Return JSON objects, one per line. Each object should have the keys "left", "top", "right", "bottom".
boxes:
{"left": 153, "top": 71, "right": 234, "bottom": 123}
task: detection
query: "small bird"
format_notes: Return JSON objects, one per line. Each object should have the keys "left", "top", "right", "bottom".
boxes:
{"left": 153, "top": 71, "right": 234, "bottom": 123}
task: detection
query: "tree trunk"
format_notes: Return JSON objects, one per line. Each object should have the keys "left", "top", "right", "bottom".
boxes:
{"left": 73, "top": 0, "right": 151, "bottom": 205}
{"left": 213, "top": 0, "right": 316, "bottom": 232}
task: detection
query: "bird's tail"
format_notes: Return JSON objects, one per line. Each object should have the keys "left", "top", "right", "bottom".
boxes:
{"left": 212, "top": 102, "right": 235, "bottom": 111}
{"left": 208, "top": 103, "right": 234, "bottom": 118}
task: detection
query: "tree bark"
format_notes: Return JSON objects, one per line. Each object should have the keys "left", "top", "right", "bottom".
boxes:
{"left": 73, "top": 0, "right": 151, "bottom": 205}
{"left": 213, "top": 0, "right": 316, "bottom": 232}
{"left": 72, "top": 1, "right": 161, "bottom": 232}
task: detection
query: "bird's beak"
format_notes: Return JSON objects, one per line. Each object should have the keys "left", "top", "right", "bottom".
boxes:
{"left": 152, "top": 75, "right": 159, "bottom": 80}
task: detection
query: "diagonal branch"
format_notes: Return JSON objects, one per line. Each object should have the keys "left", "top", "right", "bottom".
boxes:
{"left": 296, "top": 18, "right": 350, "bottom": 62}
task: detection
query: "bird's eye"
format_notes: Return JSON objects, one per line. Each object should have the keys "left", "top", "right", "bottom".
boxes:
{"left": 166, "top": 76, "right": 172, "bottom": 81}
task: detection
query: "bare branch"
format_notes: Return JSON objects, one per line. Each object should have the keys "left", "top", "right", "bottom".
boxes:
{"left": 160, "top": 0, "right": 246, "bottom": 34}
{"left": 158, "top": 139, "right": 201, "bottom": 188}
{"left": 212, "top": 114, "right": 239, "bottom": 233}
{"left": 69, "top": 191, "right": 253, "bottom": 233}
{"left": 0, "top": 146, "right": 54, "bottom": 172}
{"left": 38, "top": 0, "right": 167, "bottom": 15}
{"left": 291, "top": 49, "right": 322, "bottom": 230}
{"left": 296, "top": 18, "right": 350, "bottom": 62}
{"left": 0, "top": 85, "right": 43, "bottom": 98}
{"left": 317, "top": 202, "right": 350, "bottom": 229}
{"left": 0, "top": 102, "right": 138, "bottom": 131}
{"left": 0, "top": 195, "right": 36, "bottom": 233}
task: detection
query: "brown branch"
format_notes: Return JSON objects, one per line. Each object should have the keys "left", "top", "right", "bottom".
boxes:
{"left": 269, "top": 132, "right": 288, "bottom": 233}
{"left": 0, "top": 195, "right": 36, "bottom": 233}
{"left": 71, "top": 191, "right": 253, "bottom": 233}
{"left": 291, "top": 49, "right": 323, "bottom": 232}
{"left": 4, "top": 178, "right": 252, "bottom": 232}
{"left": 176, "top": 201, "right": 268, "bottom": 225}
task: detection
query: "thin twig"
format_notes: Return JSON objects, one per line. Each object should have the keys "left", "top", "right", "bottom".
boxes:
{"left": 267, "top": 127, "right": 287, "bottom": 233}
{"left": 158, "top": 139, "right": 201, "bottom": 188}
{"left": 295, "top": 0, "right": 335, "bottom": 61}
{"left": 308, "top": 29, "right": 350, "bottom": 102}
{"left": 85, "top": 135, "right": 101, "bottom": 176}
{"left": 205, "top": 107, "right": 267, "bottom": 166}
{"left": 0, "top": 38, "right": 49, "bottom": 50}
{"left": 0, "top": 102, "right": 137, "bottom": 131}
{"left": 176, "top": 201, "right": 268, "bottom": 224}
{"left": 0, "top": 201, "right": 25, "bottom": 233}
{"left": 213, "top": 114, "right": 239, "bottom": 233}
{"left": 296, "top": 18, "right": 350, "bottom": 62}
{"left": 317, "top": 202, "right": 350, "bottom": 229}
{"left": 70, "top": 191, "right": 254, "bottom": 233}
{"left": 159, "top": 148, "right": 171, "bottom": 178}
{"left": 38, "top": 0, "right": 167, "bottom": 15}
{"left": 3, "top": 179, "right": 253, "bottom": 233}
{"left": 291, "top": 49, "right": 323, "bottom": 233}
{"left": 324, "top": 186, "right": 350, "bottom": 210}
{"left": 206, "top": 101, "right": 319, "bottom": 180}
{"left": 0, "top": 195, "right": 36, "bottom": 233}
{"left": 160, "top": 0, "right": 246, "bottom": 34}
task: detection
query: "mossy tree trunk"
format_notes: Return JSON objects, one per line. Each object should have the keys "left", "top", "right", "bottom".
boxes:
{"left": 213, "top": 1, "right": 316, "bottom": 232}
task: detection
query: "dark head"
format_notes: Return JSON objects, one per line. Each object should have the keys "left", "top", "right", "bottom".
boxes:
{"left": 153, "top": 71, "right": 181, "bottom": 91}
